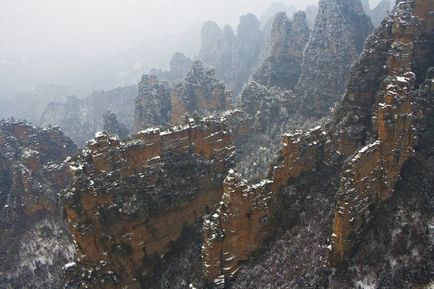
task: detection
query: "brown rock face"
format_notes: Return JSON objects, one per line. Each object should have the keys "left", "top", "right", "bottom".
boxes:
{"left": 330, "top": 0, "right": 434, "bottom": 265}
{"left": 63, "top": 118, "right": 235, "bottom": 288}
{"left": 202, "top": 126, "right": 333, "bottom": 284}
{"left": 203, "top": 0, "right": 434, "bottom": 283}
{"left": 0, "top": 120, "right": 77, "bottom": 288}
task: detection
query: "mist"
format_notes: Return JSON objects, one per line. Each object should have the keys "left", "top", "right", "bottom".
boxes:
{"left": 0, "top": 0, "right": 382, "bottom": 99}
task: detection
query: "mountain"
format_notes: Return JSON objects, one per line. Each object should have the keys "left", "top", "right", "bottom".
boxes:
{"left": 40, "top": 86, "right": 136, "bottom": 146}
{"left": 0, "top": 120, "right": 76, "bottom": 288}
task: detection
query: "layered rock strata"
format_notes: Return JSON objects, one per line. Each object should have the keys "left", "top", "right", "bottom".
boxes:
{"left": 330, "top": 0, "right": 434, "bottom": 265}
{"left": 63, "top": 118, "right": 235, "bottom": 288}
{"left": 203, "top": 0, "right": 434, "bottom": 285}
{"left": 0, "top": 120, "right": 77, "bottom": 288}
{"left": 203, "top": 126, "right": 333, "bottom": 284}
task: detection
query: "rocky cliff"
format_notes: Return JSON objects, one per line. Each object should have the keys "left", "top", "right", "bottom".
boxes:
{"left": 0, "top": 120, "right": 77, "bottom": 288}
{"left": 134, "top": 75, "right": 171, "bottom": 131}
{"left": 171, "top": 61, "right": 231, "bottom": 124}
{"left": 199, "top": 14, "right": 263, "bottom": 98}
{"left": 296, "top": 0, "right": 373, "bottom": 117}
{"left": 40, "top": 86, "right": 137, "bottom": 146}
{"left": 63, "top": 118, "right": 235, "bottom": 288}
{"left": 135, "top": 62, "right": 231, "bottom": 129}
{"left": 203, "top": 1, "right": 434, "bottom": 287}
{"left": 252, "top": 11, "right": 310, "bottom": 89}
{"left": 235, "top": 1, "right": 374, "bottom": 181}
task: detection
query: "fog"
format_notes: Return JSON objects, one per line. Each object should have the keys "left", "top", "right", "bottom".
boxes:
{"left": 0, "top": 0, "right": 381, "bottom": 98}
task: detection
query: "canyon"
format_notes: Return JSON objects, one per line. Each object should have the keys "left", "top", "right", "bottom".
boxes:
{"left": 0, "top": 0, "right": 433, "bottom": 288}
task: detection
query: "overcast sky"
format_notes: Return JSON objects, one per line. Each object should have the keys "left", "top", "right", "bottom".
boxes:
{"left": 1, "top": 0, "right": 320, "bottom": 59}
{"left": 0, "top": 0, "right": 383, "bottom": 59}
{"left": 0, "top": 0, "right": 382, "bottom": 95}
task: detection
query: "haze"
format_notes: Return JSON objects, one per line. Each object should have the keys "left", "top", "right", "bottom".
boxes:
{"left": 0, "top": 0, "right": 381, "bottom": 97}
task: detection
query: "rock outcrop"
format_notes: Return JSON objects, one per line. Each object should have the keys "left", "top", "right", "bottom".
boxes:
{"left": 134, "top": 62, "right": 231, "bottom": 130}
{"left": 203, "top": 1, "right": 434, "bottom": 287}
{"left": 330, "top": 0, "right": 434, "bottom": 265}
{"left": 198, "top": 14, "right": 263, "bottom": 98}
{"left": 0, "top": 120, "right": 77, "bottom": 288}
{"left": 63, "top": 118, "right": 235, "bottom": 288}
{"left": 134, "top": 75, "right": 171, "bottom": 131}
{"left": 234, "top": 1, "right": 374, "bottom": 181}
{"left": 102, "top": 111, "right": 129, "bottom": 139}
{"left": 40, "top": 86, "right": 137, "bottom": 146}
{"left": 295, "top": 0, "right": 373, "bottom": 117}
{"left": 199, "top": 22, "right": 236, "bottom": 86}
{"left": 253, "top": 11, "right": 310, "bottom": 89}
{"left": 170, "top": 61, "right": 230, "bottom": 124}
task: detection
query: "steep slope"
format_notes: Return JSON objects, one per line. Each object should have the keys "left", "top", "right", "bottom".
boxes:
{"left": 235, "top": 1, "right": 373, "bottom": 181}
{"left": 63, "top": 118, "right": 235, "bottom": 289}
{"left": 296, "top": 0, "right": 373, "bottom": 117}
{"left": 0, "top": 120, "right": 77, "bottom": 288}
{"left": 170, "top": 61, "right": 231, "bottom": 124}
{"left": 203, "top": 1, "right": 434, "bottom": 288}
{"left": 135, "top": 61, "right": 231, "bottom": 130}
{"left": 253, "top": 11, "right": 310, "bottom": 89}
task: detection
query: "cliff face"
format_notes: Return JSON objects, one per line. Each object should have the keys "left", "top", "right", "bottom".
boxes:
{"left": 296, "top": 0, "right": 373, "bottom": 117}
{"left": 40, "top": 86, "right": 137, "bottom": 146}
{"left": 102, "top": 111, "right": 129, "bottom": 139}
{"left": 63, "top": 118, "right": 235, "bottom": 289}
{"left": 170, "top": 62, "right": 231, "bottom": 124}
{"left": 203, "top": 126, "right": 334, "bottom": 285}
{"left": 235, "top": 2, "right": 374, "bottom": 181}
{"left": 0, "top": 120, "right": 77, "bottom": 288}
{"left": 203, "top": 1, "right": 434, "bottom": 287}
{"left": 330, "top": 0, "right": 434, "bottom": 265}
{"left": 199, "top": 22, "right": 236, "bottom": 86}
{"left": 199, "top": 14, "right": 263, "bottom": 98}
{"left": 253, "top": 11, "right": 310, "bottom": 89}
{"left": 134, "top": 75, "right": 171, "bottom": 131}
